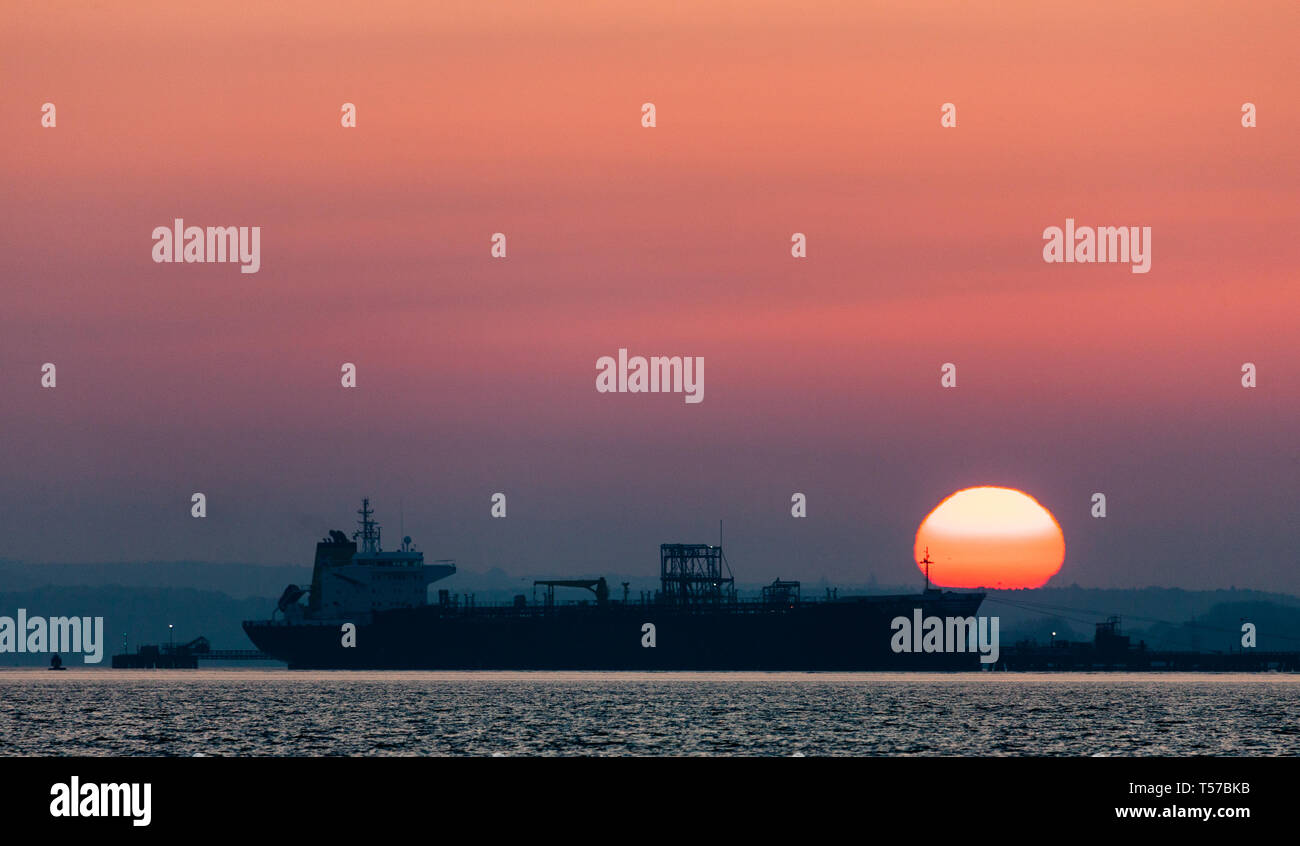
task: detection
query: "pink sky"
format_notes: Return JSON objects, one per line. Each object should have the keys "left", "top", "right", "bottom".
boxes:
{"left": 1, "top": 1, "right": 1296, "bottom": 590}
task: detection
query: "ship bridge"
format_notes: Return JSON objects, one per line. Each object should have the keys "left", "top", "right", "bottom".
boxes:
{"left": 280, "top": 498, "right": 457, "bottom": 620}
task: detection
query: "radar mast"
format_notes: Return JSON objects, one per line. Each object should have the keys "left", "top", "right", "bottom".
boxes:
{"left": 354, "top": 497, "right": 382, "bottom": 553}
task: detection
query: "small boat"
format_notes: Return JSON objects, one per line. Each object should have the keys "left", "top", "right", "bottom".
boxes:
{"left": 48, "top": 654, "right": 67, "bottom": 671}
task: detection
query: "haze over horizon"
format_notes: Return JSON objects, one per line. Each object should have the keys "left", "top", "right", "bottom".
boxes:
{"left": 1, "top": 1, "right": 1296, "bottom": 592}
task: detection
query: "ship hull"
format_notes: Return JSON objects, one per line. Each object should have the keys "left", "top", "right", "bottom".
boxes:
{"left": 244, "top": 592, "right": 988, "bottom": 671}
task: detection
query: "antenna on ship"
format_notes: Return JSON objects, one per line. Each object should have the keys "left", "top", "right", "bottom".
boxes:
{"left": 355, "top": 496, "right": 381, "bottom": 554}
{"left": 920, "top": 547, "right": 934, "bottom": 591}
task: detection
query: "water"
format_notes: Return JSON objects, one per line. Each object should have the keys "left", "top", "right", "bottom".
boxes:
{"left": 2, "top": 669, "right": 1297, "bottom": 756}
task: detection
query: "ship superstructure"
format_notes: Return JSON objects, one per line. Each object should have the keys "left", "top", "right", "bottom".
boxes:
{"left": 275, "top": 498, "right": 456, "bottom": 624}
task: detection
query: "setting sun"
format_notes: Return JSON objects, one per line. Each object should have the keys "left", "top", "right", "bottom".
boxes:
{"left": 914, "top": 487, "right": 1065, "bottom": 589}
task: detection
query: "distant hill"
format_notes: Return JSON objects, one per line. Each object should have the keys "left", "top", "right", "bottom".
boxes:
{"left": 0, "top": 560, "right": 309, "bottom": 599}
{"left": 981, "top": 586, "right": 1300, "bottom": 651}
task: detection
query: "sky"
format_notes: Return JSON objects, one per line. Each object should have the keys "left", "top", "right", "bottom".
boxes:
{"left": 0, "top": 1, "right": 1297, "bottom": 592}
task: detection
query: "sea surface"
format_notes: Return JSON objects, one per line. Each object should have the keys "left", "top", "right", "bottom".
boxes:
{"left": 1, "top": 669, "right": 1297, "bottom": 756}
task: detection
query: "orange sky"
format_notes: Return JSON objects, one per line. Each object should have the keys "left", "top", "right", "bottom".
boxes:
{"left": 0, "top": 2, "right": 1296, "bottom": 588}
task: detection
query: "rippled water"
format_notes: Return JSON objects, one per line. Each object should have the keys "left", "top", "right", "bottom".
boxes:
{"left": 2, "top": 669, "right": 1297, "bottom": 756}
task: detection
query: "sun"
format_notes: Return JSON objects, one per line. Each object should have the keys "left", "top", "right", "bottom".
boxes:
{"left": 914, "top": 486, "right": 1065, "bottom": 589}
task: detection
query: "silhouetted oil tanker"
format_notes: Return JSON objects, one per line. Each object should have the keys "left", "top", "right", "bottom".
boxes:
{"left": 243, "top": 500, "right": 987, "bottom": 670}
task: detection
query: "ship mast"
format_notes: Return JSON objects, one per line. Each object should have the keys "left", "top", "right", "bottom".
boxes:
{"left": 354, "top": 497, "right": 381, "bottom": 553}
{"left": 920, "top": 547, "right": 933, "bottom": 591}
